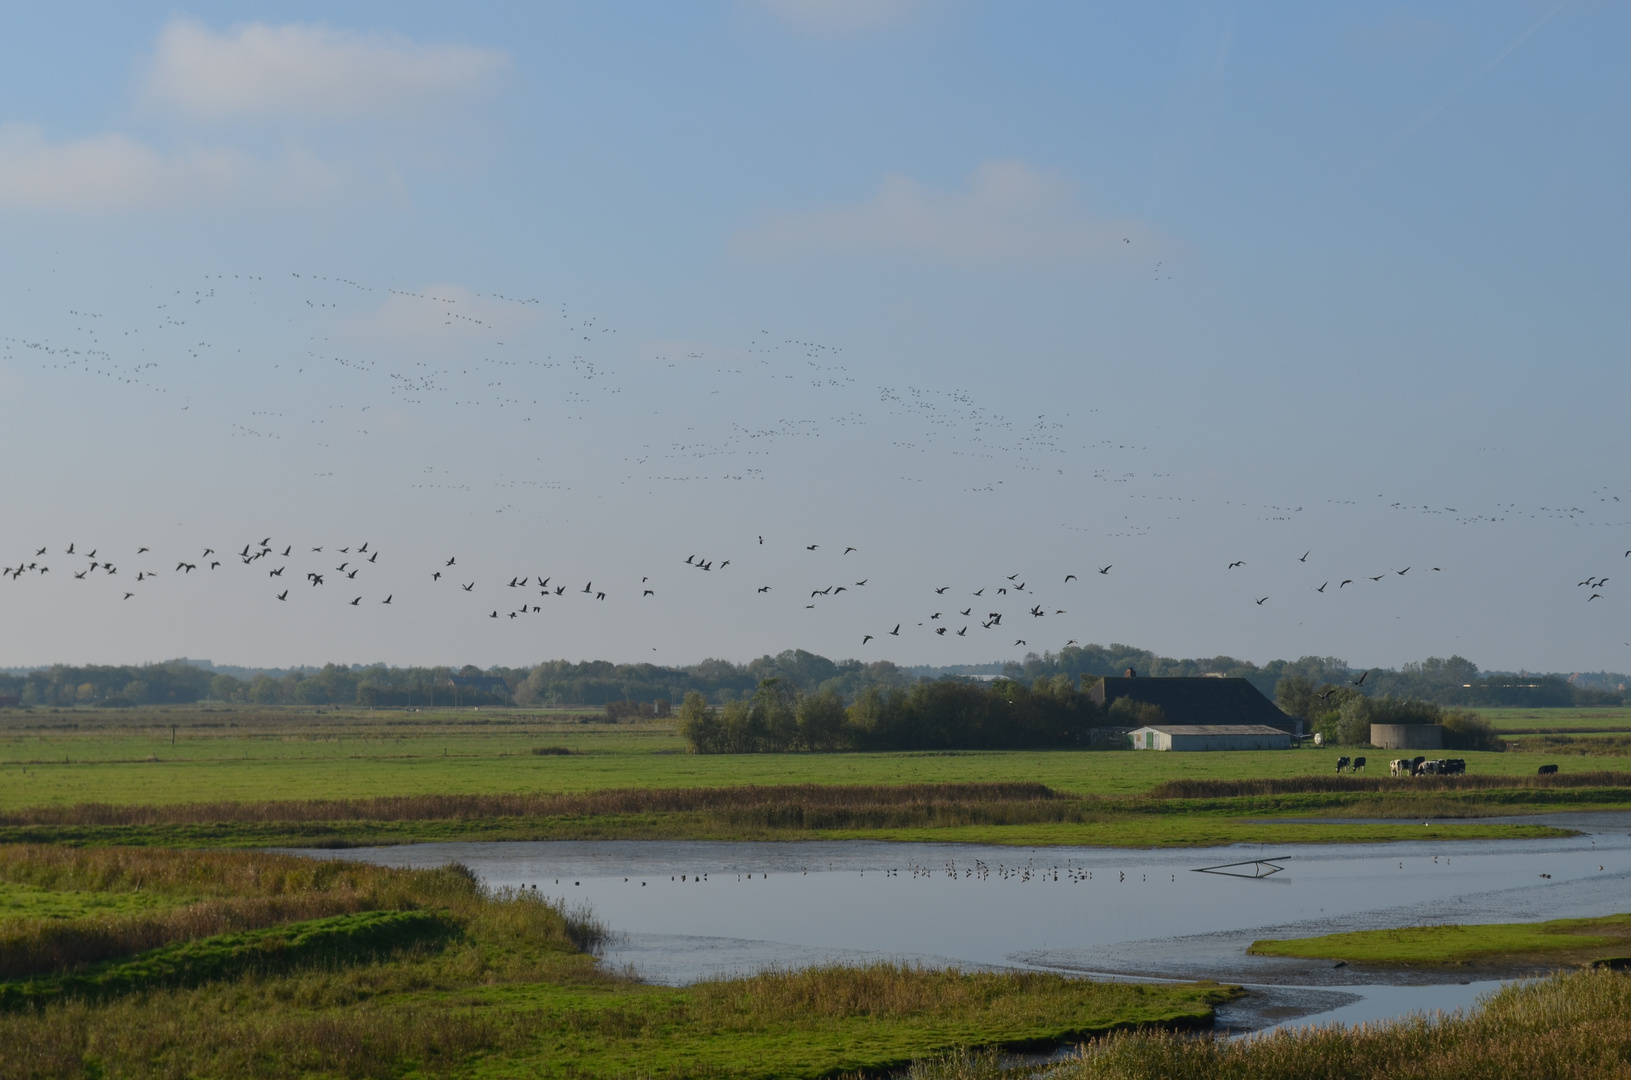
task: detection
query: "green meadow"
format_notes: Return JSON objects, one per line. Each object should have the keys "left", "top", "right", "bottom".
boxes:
{"left": 2, "top": 705, "right": 1627, "bottom": 849}
{"left": 0, "top": 706, "right": 1607, "bottom": 808}
{"left": 1249, "top": 913, "right": 1631, "bottom": 968}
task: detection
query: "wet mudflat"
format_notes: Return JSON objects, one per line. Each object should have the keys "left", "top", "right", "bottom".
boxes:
{"left": 290, "top": 810, "right": 1631, "bottom": 1031}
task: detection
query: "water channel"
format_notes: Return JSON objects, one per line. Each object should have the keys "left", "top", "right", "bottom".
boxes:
{"left": 290, "top": 811, "right": 1631, "bottom": 1033}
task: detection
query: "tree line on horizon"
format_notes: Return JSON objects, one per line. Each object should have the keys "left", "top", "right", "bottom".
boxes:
{"left": 0, "top": 646, "right": 1622, "bottom": 711}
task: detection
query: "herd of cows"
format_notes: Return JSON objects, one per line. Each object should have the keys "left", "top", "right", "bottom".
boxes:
{"left": 1331, "top": 755, "right": 1561, "bottom": 777}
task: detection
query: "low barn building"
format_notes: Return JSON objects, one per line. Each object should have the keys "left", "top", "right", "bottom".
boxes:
{"left": 1128, "top": 724, "right": 1292, "bottom": 751}
{"left": 1088, "top": 676, "right": 1302, "bottom": 734}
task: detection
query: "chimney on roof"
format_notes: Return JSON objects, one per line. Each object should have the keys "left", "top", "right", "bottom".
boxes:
{"left": 1124, "top": 667, "right": 1136, "bottom": 678}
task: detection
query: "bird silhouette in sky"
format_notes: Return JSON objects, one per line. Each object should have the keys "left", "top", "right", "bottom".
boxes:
{"left": 349, "top": 597, "right": 361, "bottom": 606}
{"left": 462, "top": 582, "right": 474, "bottom": 591}
{"left": 382, "top": 595, "right": 392, "bottom": 604}
{"left": 863, "top": 635, "right": 873, "bottom": 644}
{"left": 1351, "top": 670, "right": 1371, "bottom": 686}
{"left": 1316, "top": 582, "right": 1328, "bottom": 592}
{"left": 1098, "top": 565, "right": 1112, "bottom": 575}
{"left": 1300, "top": 551, "right": 1310, "bottom": 562}
{"left": 1255, "top": 597, "right": 1268, "bottom": 605}
{"left": 1340, "top": 579, "right": 1354, "bottom": 587}
{"left": 889, "top": 624, "right": 900, "bottom": 636}
{"left": 276, "top": 590, "right": 287, "bottom": 600}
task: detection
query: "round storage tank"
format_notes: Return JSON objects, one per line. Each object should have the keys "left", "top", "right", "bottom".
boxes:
{"left": 1370, "top": 723, "right": 1445, "bottom": 750}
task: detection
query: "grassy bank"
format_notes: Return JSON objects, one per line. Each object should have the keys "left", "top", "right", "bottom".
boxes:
{"left": 1248, "top": 913, "right": 1631, "bottom": 968}
{"left": 908, "top": 968, "right": 1631, "bottom": 1080}
{"left": 0, "top": 845, "right": 1231, "bottom": 1079}
{"left": 0, "top": 779, "right": 1608, "bottom": 848}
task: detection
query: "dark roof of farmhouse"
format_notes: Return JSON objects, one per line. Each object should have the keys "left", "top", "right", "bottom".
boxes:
{"left": 1089, "top": 677, "right": 1294, "bottom": 729}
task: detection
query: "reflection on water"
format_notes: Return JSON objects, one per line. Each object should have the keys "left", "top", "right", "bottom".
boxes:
{"left": 287, "top": 811, "right": 1631, "bottom": 1031}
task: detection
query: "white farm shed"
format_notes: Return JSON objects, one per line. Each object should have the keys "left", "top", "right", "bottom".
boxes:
{"left": 1128, "top": 724, "right": 1291, "bottom": 751}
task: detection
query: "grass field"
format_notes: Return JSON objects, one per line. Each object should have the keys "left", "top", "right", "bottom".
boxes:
{"left": 0, "top": 846, "right": 1231, "bottom": 1079}
{"left": 0, "top": 706, "right": 1625, "bottom": 849}
{"left": 2, "top": 707, "right": 1618, "bottom": 807}
{"left": 1477, "top": 707, "right": 1631, "bottom": 732}
{"left": 1248, "top": 913, "right": 1631, "bottom": 968}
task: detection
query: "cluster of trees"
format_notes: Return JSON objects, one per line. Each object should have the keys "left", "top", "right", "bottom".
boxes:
{"left": 676, "top": 674, "right": 1107, "bottom": 753}
{"left": 1, "top": 647, "right": 1620, "bottom": 714}
{"left": 1275, "top": 677, "right": 1504, "bottom": 751}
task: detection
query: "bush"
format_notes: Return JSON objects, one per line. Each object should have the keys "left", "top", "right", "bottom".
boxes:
{"left": 1441, "top": 708, "right": 1505, "bottom": 752}
{"left": 1107, "top": 698, "right": 1165, "bottom": 727}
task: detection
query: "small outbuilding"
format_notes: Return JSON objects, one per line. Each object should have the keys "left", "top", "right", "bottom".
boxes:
{"left": 1128, "top": 724, "right": 1292, "bottom": 751}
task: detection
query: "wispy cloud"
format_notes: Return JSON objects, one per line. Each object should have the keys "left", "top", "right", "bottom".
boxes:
{"left": 733, "top": 160, "right": 1155, "bottom": 265}
{"left": 141, "top": 18, "right": 508, "bottom": 124}
{"left": 0, "top": 124, "right": 343, "bottom": 210}
{"left": 742, "top": 0, "right": 924, "bottom": 34}
{"left": 0, "top": 18, "right": 506, "bottom": 211}
{"left": 346, "top": 285, "right": 540, "bottom": 350}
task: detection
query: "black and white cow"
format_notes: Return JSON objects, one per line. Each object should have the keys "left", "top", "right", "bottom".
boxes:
{"left": 1335, "top": 756, "right": 1351, "bottom": 773}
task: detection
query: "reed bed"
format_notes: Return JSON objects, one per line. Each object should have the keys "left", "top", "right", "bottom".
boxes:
{"left": 0, "top": 782, "right": 1063, "bottom": 828}
{"left": 0, "top": 847, "right": 598, "bottom": 981}
{"left": 908, "top": 969, "right": 1631, "bottom": 1080}
{"left": 1146, "top": 772, "right": 1631, "bottom": 799}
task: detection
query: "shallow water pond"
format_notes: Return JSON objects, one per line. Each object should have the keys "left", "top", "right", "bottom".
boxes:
{"left": 290, "top": 811, "right": 1631, "bottom": 1030}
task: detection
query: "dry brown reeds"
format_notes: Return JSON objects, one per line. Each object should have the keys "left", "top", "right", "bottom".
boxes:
{"left": 1145, "top": 772, "right": 1631, "bottom": 799}
{"left": 0, "top": 782, "right": 1062, "bottom": 828}
{"left": 907, "top": 969, "right": 1631, "bottom": 1080}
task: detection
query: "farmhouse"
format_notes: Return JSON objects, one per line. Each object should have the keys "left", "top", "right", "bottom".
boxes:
{"left": 1087, "top": 675, "right": 1302, "bottom": 734}
{"left": 1128, "top": 724, "right": 1292, "bottom": 751}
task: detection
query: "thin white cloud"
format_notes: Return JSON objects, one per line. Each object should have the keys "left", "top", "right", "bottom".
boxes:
{"left": 0, "top": 123, "right": 342, "bottom": 210}
{"left": 346, "top": 285, "right": 541, "bottom": 350}
{"left": 733, "top": 160, "right": 1155, "bottom": 265}
{"left": 142, "top": 18, "right": 509, "bottom": 123}
{"left": 744, "top": 0, "right": 923, "bottom": 34}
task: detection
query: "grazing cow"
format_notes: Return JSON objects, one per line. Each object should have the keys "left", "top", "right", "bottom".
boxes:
{"left": 1411, "top": 756, "right": 1427, "bottom": 775}
{"left": 1538, "top": 763, "right": 1559, "bottom": 776}
{"left": 1335, "top": 756, "right": 1351, "bottom": 773}
{"left": 1442, "top": 759, "right": 1466, "bottom": 775}
{"left": 1390, "top": 759, "right": 1408, "bottom": 777}
{"left": 1414, "top": 758, "right": 1445, "bottom": 776}
{"left": 1352, "top": 756, "right": 1367, "bottom": 772}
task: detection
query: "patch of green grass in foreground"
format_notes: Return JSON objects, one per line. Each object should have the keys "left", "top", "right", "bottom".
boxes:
{"left": 0, "top": 846, "right": 1234, "bottom": 1079}
{"left": 905, "top": 968, "right": 1631, "bottom": 1080}
{"left": 1248, "top": 913, "right": 1631, "bottom": 967}
{"left": 0, "top": 909, "right": 454, "bottom": 1009}
{"left": 0, "top": 881, "right": 180, "bottom": 922}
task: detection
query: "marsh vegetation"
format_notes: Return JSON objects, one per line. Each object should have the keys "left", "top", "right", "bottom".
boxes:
{"left": 0, "top": 846, "right": 1229, "bottom": 1079}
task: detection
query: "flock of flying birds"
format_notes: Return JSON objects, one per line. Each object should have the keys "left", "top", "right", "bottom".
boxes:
{"left": 11, "top": 527, "right": 1622, "bottom": 655}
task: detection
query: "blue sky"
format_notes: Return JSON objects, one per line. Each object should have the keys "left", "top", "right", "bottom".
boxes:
{"left": 1, "top": 1, "right": 1627, "bottom": 672}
